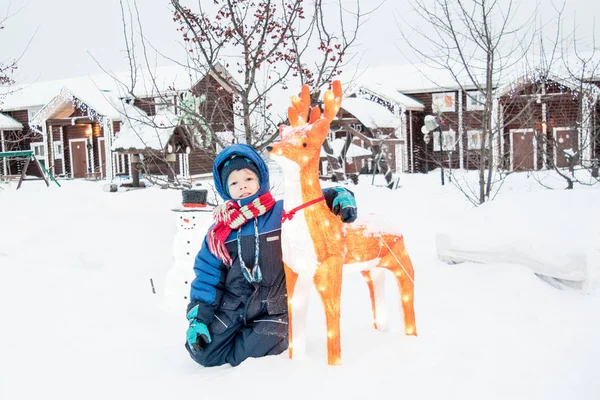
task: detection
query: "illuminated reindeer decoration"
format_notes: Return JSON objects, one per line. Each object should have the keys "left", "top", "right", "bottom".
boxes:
{"left": 267, "top": 81, "right": 417, "bottom": 365}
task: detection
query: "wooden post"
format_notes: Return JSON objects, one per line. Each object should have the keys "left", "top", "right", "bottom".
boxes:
{"left": 165, "top": 153, "right": 176, "bottom": 183}
{"left": 131, "top": 154, "right": 141, "bottom": 187}
{"left": 33, "top": 156, "right": 50, "bottom": 187}
{"left": 17, "top": 158, "right": 30, "bottom": 190}
{"left": 0, "top": 130, "right": 6, "bottom": 176}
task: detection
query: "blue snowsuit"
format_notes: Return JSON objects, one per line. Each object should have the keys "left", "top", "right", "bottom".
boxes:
{"left": 185, "top": 144, "right": 288, "bottom": 367}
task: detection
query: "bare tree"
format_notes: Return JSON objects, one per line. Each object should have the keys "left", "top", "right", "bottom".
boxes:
{"left": 1, "top": 1, "right": 37, "bottom": 105}
{"left": 93, "top": 0, "right": 240, "bottom": 188}
{"left": 1, "top": 2, "right": 40, "bottom": 180}
{"left": 0, "top": 11, "right": 17, "bottom": 94}
{"left": 400, "top": 0, "right": 543, "bottom": 204}
{"left": 288, "top": 0, "right": 365, "bottom": 182}
{"left": 170, "top": 0, "right": 366, "bottom": 178}
{"left": 539, "top": 32, "right": 600, "bottom": 188}
{"left": 108, "top": 0, "right": 367, "bottom": 187}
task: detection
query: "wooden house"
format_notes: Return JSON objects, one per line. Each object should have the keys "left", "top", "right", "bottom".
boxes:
{"left": 337, "top": 84, "right": 425, "bottom": 176}
{"left": 27, "top": 86, "right": 138, "bottom": 180}
{"left": 0, "top": 64, "right": 237, "bottom": 182}
{"left": 495, "top": 73, "right": 598, "bottom": 171}
{"left": 354, "top": 64, "right": 600, "bottom": 174}
{"left": 111, "top": 64, "right": 236, "bottom": 182}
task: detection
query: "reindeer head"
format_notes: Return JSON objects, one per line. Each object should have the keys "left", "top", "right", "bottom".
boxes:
{"left": 267, "top": 81, "right": 342, "bottom": 169}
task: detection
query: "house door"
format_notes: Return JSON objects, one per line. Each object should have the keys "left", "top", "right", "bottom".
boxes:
{"left": 511, "top": 130, "right": 535, "bottom": 171}
{"left": 70, "top": 140, "right": 88, "bottom": 178}
{"left": 554, "top": 128, "right": 578, "bottom": 168}
{"left": 98, "top": 138, "right": 106, "bottom": 178}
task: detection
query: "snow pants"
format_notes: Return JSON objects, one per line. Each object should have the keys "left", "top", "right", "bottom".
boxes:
{"left": 185, "top": 295, "right": 288, "bottom": 367}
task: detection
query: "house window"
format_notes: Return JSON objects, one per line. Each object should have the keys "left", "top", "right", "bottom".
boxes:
{"left": 31, "top": 142, "right": 45, "bottom": 158}
{"left": 466, "top": 91, "right": 486, "bottom": 111}
{"left": 54, "top": 141, "right": 64, "bottom": 159}
{"left": 433, "top": 128, "right": 457, "bottom": 152}
{"left": 432, "top": 92, "right": 456, "bottom": 113}
{"left": 467, "top": 130, "right": 490, "bottom": 150}
{"left": 27, "top": 106, "right": 43, "bottom": 121}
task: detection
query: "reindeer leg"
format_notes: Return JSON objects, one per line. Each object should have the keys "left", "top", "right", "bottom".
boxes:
{"left": 380, "top": 235, "right": 417, "bottom": 336}
{"left": 314, "top": 256, "right": 343, "bottom": 366}
{"left": 361, "top": 268, "right": 390, "bottom": 331}
{"left": 284, "top": 263, "right": 298, "bottom": 359}
{"left": 285, "top": 264, "right": 312, "bottom": 360}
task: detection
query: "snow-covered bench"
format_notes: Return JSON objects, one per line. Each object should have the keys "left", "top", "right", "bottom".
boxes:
{"left": 435, "top": 190, "right": 600, "bottom": 293}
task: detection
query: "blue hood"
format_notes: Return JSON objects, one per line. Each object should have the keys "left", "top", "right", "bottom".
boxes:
{"left": 213, "top": 144, "right": 270, "bottom": 204}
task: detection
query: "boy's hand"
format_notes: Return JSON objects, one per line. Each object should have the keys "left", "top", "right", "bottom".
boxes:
{"left": 186, "top": 320, "right": 212, "bottom": 354}
{"left": 325, "top": 187, "right": 357, "bottom": 223}
{"left": 186, "top": 305, "right": 212, "bottom": 354}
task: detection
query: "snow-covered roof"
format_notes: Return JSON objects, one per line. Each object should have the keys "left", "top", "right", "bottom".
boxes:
{"left": 341, "top": 97, "right": 401, "bottom": 129}
{"left": 29, "top": 85, "right": 145, "bottom": 125}
{"left": 344, "top": 63, "right": 471, "bottom": 94}
{"left": 112, "top": 109, "right": 181, "bottom": 151}
{"left": 0, "top": 113, "right": 23, "bottom": 130}
{"left": 319, "top": 138, "right": 372, "bottom": 158}
{"left": 0, "top": 63, "right": 238, "bottom": 113}
{"left": 353, "top": 84, "right": 424, "bottom": 111}
{"left": 346, "top": 54, "right": 600, "bottom": 97}
{"left": 495, "top": 70, "right": 600, "bottom": 100}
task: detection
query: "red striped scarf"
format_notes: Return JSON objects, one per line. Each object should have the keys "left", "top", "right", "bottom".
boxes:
{"left": 207, "top": 192, "right": 276, "bottom": 265}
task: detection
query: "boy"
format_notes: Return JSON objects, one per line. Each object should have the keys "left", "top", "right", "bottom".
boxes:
{"left": 185, "top": 143, "right": 356, "bottom": 367}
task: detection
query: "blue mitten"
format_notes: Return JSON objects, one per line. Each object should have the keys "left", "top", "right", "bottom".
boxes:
{"left": 186, "top": 305, "right": 212, "bottom": 354}
{"left": 325, "top": 187, "right": 357, "bottom": 223}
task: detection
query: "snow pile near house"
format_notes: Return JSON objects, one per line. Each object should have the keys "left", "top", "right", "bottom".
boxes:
{"left": 435, "top": 189, "right": 600, "bottom": 291}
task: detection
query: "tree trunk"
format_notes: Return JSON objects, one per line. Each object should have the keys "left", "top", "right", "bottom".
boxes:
{"left": 373, "top": 144, "right": 395, "bottom": 189}
{"left": 321, "top": 139, "right": 346, "bottom": 182}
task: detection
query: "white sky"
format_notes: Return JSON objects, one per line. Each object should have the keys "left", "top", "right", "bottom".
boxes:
{"left": 2, "top": 0, "right": 599, "bottom": 84}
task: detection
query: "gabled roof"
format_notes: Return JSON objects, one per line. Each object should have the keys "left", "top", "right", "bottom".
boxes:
{"left": 30, "top": 86, "right": 144, "bottom": 125}
{"left": 495, "top": 70, "right": 600, "bottom": 100}
{"left": 344, "top": 63, "right": 480, "bottom": 94}
{"left": 348, "top": 84, "right": 424, "bottom": 111}
{"left": 345, "top": 54, "right": 600, "bottom": 97}
{"left": 111, "top": 109, "right": 181, "bottom": 152}
{"left": 0, "top": 113, "right": 23, "bottom": 130}
{"left": 341, "top": 97, "right": 402, "bottom": 129}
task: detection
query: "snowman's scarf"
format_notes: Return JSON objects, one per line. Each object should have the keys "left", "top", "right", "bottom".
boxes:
{"left": 207, "top": 192, "right": 276, "bottom": 271}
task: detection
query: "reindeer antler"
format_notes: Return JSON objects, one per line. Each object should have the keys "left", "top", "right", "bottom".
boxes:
{"left": 322, "top": 81, "right": 342, "bottom": 122}
{"left": 288, "top": 85, "right": 311, "bottom": 127}
{"left": 285, "top": 81, "right": 342, "bottom": 128}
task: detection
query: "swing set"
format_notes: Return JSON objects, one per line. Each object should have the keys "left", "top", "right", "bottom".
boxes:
{"left": 0, "top": 150, "right": 61, "bottom": 189}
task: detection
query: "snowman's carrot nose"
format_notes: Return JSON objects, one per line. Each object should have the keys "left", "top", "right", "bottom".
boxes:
{"left": 184, "top": 218, "right": 190, "bottom": 223}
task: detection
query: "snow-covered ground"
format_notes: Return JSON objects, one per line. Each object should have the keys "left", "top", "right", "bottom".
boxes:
{"left": 1, "top": 170, "right": 599, "bottom": 400}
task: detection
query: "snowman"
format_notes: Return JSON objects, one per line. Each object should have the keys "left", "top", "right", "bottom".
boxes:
{"left": 164, "top": 189, "right": 214, "bottom": 312}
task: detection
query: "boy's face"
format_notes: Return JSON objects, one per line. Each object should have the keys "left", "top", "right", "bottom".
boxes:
{"left": 227, "top": 168, "right": 260, "bottom": 200}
